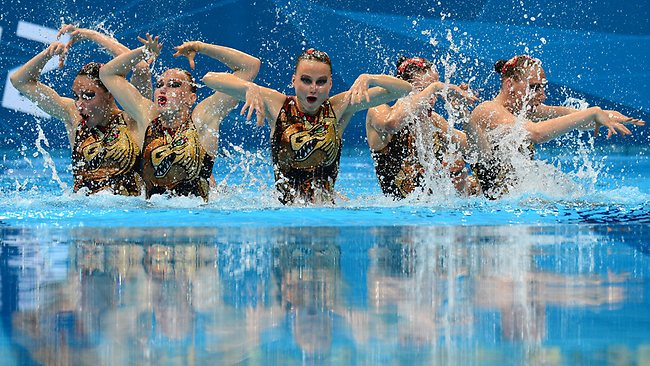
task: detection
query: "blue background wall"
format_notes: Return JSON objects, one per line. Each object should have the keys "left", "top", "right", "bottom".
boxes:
{"left": 1, "top": 0, "right": 648, "bottom": 148}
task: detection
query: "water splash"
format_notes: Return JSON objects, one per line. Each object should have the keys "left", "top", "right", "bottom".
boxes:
{"left": 35, "top": 122, "right": 68, "bottom": 192}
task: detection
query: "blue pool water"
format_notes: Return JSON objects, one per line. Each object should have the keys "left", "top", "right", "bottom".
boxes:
{"left": 1, "top": 143, "right": 649, "bottom": 365}
{"left": 1, "top": 0, "right": 649, "bottom": 364}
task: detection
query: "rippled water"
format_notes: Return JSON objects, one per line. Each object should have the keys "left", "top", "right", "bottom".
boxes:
{"left": 1, "top": 224, "right": 649, "bottom": 365}
{"left": 1, "top": 145, "right": 649, "bottom": 365}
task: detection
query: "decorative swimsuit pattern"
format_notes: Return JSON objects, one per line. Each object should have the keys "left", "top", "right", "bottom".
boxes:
{"left": 371, "top": 128, "right": 425, "bottom": 199}
{"left": 472, "top": 142, "right": 535, "bottom": 200}
{"left": 272, "top": 97, "right": 341, "bottom": 204}
{"left": 141, "top": 117, "right": 214, "bottom": 201}
{"left": 372, "top": 115, "right": 454, "bottom": 199}
{"left": 72, "top": 113, "right": 141, "bottom": 196}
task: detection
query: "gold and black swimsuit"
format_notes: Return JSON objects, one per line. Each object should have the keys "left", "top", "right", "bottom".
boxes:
{"left": 372, "top": 115, "right": 454, "bottom": 199}
{"left": 371, "top": 128, "right": 425, "bottom": 199}
{"left": 472, "top": 142, "right": 535, "bottom": 200}
{"left": 141, "top": 118, "right": 214, "bottom": 201}
{"left": 71, "top": 113, "right": 141, "bottom": 196}
{"left": 271, "top": 97, "right": 342, "bottom": 204}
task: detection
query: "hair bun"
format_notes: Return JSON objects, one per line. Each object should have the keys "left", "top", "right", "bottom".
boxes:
{"left": 494, "top": 59, "right": 507, "bottom": 74}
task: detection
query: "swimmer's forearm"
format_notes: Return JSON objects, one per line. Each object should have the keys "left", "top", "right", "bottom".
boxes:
{"left": 10, "top": 48, "right": 52, "bottom": 86}
{"left": 197, "top": 42, "right": 261, "bottom": 81}
{"left": 202, "top": 72, "right": 250, "bottom": 100}
{"left": 102, "top": 46, "right": 150, "bottom": 77}
{"left": 75, "top": 28, "right": 130, "bottom": 57}
{"left": 79, "top": 30, "right": 152, "bottom": 98}
{"left": 368, "top": 74, "right": 412, "bottom": 97}
{"left": 527, "top": 107, "right": 601, "bottom": 143}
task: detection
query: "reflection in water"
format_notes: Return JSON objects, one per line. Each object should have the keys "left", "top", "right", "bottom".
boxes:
{"left": 0, "top": 225, "right": 648, "bottom": 365}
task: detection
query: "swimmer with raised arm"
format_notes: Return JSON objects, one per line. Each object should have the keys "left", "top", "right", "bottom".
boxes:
{"left": 202, "top": 48, "right": 412, "bottom": 204}
{"left": 468, "top": 55, "right": 644, "bottom": 199}
{"left": 99, "top": 34, "right": 260, "bottom": 201}
{"left": 366, "top": 56, "right": 479, "bottom": 199}
{"left": 10, "top": 24, "right": 151, "bottom": 196}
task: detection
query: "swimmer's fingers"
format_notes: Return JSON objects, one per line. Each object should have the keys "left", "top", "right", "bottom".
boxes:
{"left": 631, "top": 119, "right": 645, "bottom": 126}
{"left": 56, "top": 24, "right": 76, "bottom": 39}
{"left": 173, "top": 44, "right": 198, "bottom": 69}
{"left": 186, "top": 53, "right": 197, "bottom": 69}
{"left": 614, "top": 122, "right": 632, "bottom": 136}
{"left": 593, "top": 124, "right": 601, "bottom": 139}
{"left": 241, "top": 84, "right": 265, "bottom": 125}
{"left": 348, "top": 75, "right": 370, "bottom": 104}
{"left": 47, "top": 42, "right": 67, "bottom": 57}
{"left": 256, "top": 109, "right": 266, "bottom": 127}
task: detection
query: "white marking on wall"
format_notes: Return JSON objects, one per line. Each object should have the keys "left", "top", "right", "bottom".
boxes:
{"left": 2, "top": 22, "right": 70, "bottom": 117}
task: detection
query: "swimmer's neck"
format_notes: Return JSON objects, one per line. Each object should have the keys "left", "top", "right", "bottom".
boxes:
{"left": 158, "top": 109, "right": 192, "bottom": 130}
{"left": 494, "top": 92, "right": 524, "bottom": 116}
{"left": 85, "top": 106, "right": 121, "bottom": 128}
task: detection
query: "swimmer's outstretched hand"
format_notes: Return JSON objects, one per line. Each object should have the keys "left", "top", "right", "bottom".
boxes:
{"left": 44, "top": 42, "right": 68, "bottom": 69}
{"left": 594, "top": 108, "right": 633, "bottom": 139}
{"left": 137, "top": 34, "right": 162, "bottom": 62}
{"left": 348, "top": 74, "right": 371, "bottom": 104}
{"left": 173, "top": 41, "right": 202, "bottom": 70}
{"left": 605, "top": 110, "right": 645, "bottom": 127}
{"left": 240, "top": 82, "right": 265, "bottom": 126}
{"left": 446, "top": 84, "right": 479, "bottom": 109}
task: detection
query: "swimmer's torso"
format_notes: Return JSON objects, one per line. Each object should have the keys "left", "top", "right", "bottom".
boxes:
{"left": 141, "top": 118, "right": 214, "bottom": 201}
{"left": 272, "top": 97, "right": 342, "bottom": 204}
{"left": 371, "top": 127, "right": 425, "bottom": 199}
{"left": 72, "top": 113, "right": 142, "bottom": 196}
{"left": 472, "top": 132, "right": 535, "bottom": 200}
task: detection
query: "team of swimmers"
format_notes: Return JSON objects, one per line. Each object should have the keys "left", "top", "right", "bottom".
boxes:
{"left": 11, "top": 26, "right": 644, "bottom": 204}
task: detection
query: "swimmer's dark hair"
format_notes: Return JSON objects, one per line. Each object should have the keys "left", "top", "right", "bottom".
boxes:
{"left": 494, "top": 55, "right": 541, "bottom": 81}
{"left": 170, "top": 68, "right": 197, "bottom": 93}
{"left": 77, "top": 62, "right": 108, "bottom": 92}
{"left": 395, "top": 56, "right": 435, "bottom": 83}
{"left": 295, "top": 48, "right": 332, "bottom": 73}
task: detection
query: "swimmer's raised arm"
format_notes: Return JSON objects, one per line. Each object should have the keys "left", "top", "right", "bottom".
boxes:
{"left": 99, "top": 34, "right": 160, "bottom": 129}
{"left": 10, "top": 42, "right": 77, "bottom": 140}
{"left": 58, "top": 24, "right": 152, "bottom": 99}
{"left": 473, "top": 101, "right": 632, "bottom": 144}
{"left": 176, "top": 41, "right": 262, "bottom": 155}
{"left": 202, "top": 72, "right": 286, "bottom": 128}
{"left": 369, "top": 81, "right": 476, "bottom": 134}
{"left": 331, "top": 74, "right": 411, "bottom": 133}
{"left": 173, "top": 41, "right": 260, "bottom": 80}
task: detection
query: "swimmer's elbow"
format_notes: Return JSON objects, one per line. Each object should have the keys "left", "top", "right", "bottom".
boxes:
{"left": 9, "top": 72, "right": 30, "bottom": 89}
{"left": 526, "top": 126, "right": 546, "bottom": 144}
{"left": 249, "top": 58, "right": 262, "bottom": 77}
{"left": 98, "top": 67, "right": 115, "bottom": 85}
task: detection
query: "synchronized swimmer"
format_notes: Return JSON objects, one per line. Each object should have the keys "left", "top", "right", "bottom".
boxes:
{"left": 12, "top": 26, "right": 645, "bottom": 204}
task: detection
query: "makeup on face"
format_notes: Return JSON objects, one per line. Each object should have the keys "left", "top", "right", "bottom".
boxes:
{"left": 155, "top": 79, "right": 185, "bottom": 89}
{"left": 73, "top": 91, "right": 97, "bottom": 101}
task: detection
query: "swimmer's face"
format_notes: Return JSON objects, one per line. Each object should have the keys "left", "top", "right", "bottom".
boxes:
{"left": 411, "top": 68, "right": 439, "bottom": 93}
{"left": 154, "top": 69, "right": 196, "bottom": 113}
{"left": 72, "top": 75, "right": 112, "bottom": 121}
{"left": 509, "top": 65, "right": 547, "bottom": 111}
{"left": 292, "top": 60, "right": 332, "bottom": 114}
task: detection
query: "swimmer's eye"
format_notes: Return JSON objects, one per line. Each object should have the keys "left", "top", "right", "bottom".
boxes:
{"left": 529, "top": 83, "right": 546, "bottom": 92}
{"left": 155, "top": 80, "right": 184, "bottom": 89}
{"left": 74, "top": 91, "right": 96, "bottom": 101}
{"left": 168, "top": 80, "right": 183, "bottom": 88}
{"left": 300, "top": 76, "right": 312, "bottom": 85}
{"left": 316, "top": 78, "right": 328, "bottom": 86}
